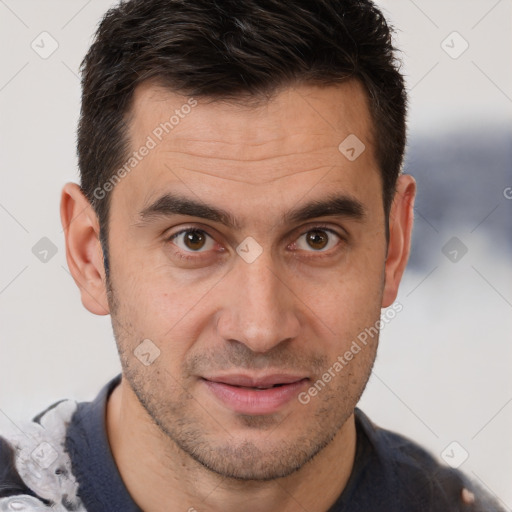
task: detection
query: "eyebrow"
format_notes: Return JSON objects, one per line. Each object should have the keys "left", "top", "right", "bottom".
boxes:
{"left": 139, "top": 193, "right": 241, "bottom": 228}
{"left": 284, "top": 194, "right": 366, "bottom": 224}
{"left": 138, "top": 192, "right": 366, "bottom": 228}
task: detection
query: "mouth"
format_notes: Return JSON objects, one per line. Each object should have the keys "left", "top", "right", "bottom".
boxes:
{"left": 227, "top": 383, "right": 289, "bottom": 389}
{"left": 200, "top": 374, "right": 309, "bottom": 415}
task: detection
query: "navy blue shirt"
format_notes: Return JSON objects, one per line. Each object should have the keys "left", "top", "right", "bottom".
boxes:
{"left": 1, "top": 376, "right": 505, "bottom": 511}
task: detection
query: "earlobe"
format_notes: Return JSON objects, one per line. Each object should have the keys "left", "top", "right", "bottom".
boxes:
{"left": 381, "top": 174, "right": 416, "bottom": 308}
{"left": 60, "top": 183, "right": 110, "bottom": 315}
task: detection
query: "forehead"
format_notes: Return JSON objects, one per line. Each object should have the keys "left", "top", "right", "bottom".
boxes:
{"left": 112, "top": 80, "right": 379, "bottom": 217}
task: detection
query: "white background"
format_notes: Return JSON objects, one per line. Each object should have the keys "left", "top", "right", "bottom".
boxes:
{"left": 1, "top": 0, "right": 511, "bottom": 508}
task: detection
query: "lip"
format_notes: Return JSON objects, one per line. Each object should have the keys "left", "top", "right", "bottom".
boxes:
{"left": 201, "top": 374, "right": 309, "bottom": 415}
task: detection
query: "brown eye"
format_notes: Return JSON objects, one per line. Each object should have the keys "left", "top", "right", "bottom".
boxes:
{"left": 184, "top": 230, "right": 206, "bottom": 250}
{"left": 305, "top": 230, "right": 329, "bottom": 250}
{"left": 171, "top": 229, "right": 215, "bottom": 252}
{"left": 294, "top": 228, "right": 340, "bottom": 253}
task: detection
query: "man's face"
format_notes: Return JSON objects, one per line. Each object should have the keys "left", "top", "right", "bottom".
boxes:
{"left": 106, "top": 81, "right": 390, "bottom": 480}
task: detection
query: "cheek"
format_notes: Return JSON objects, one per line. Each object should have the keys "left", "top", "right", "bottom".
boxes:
{"left": 114, "top": 274, "right": 206, "bottom": 336}
{"left": 110, "top": 282, "right": 203, "bottom": 385}
{"left": 314, "top": 283, "right": 382, "bottom": 343}
{"left": 301, "top": 252, "right": 385, "bottom": 345}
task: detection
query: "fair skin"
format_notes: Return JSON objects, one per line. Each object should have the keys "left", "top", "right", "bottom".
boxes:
{"left": 61, "top": 80, "right": 415, "bottom": 512}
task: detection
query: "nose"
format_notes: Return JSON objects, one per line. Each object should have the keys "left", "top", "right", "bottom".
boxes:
{"left": 215, "top": 252, "right": 301, "bottom": 353}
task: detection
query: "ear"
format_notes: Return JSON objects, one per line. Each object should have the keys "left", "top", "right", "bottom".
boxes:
{"left": 381, "top": 174, "right": 416, "bottom": 308}
{"left": 60, "top": 182, "right": 110, "bottom": 315}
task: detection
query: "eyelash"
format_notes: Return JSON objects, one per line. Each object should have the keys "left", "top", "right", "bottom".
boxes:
{"left": 166, "top": 224, "right": 345, "bottom": 261}
{"left": 166, "top": 228, "right": 220, "bottom": 261}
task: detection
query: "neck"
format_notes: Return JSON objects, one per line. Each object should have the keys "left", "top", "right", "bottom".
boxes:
{"left": 106, "top": 377, "right": 357, "bottom": 512}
